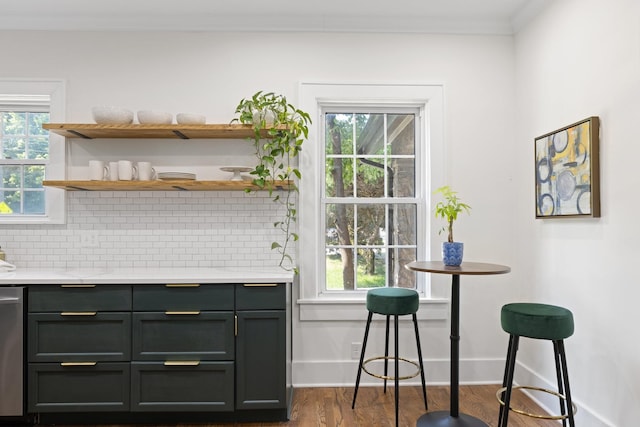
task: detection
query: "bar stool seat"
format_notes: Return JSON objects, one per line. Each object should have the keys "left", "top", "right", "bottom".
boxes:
{"left": 497, "top": 302, "right": 576, "bottom": 427}
{"left": 352, "top": 287, "right": 427, "bottom": 427}
{"left": 367, "top": 287, "right": 419, "bottom": 315}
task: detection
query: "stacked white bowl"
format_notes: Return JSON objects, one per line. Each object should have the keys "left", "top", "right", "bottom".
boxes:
{"left": 176, "top": 113, "right": 206, "bottom": 125}
{"left": 92, "top": 107, "right": 134, "bottom": 124}
{"left": 137, "top": 110, "right": 173, "bottom": 124}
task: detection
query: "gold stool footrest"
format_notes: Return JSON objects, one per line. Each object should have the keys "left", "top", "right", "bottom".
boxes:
{"left": 362, "top": 356, "right": 421, "bottom": 381}
{"left": 496, "top": 385, "right": 578, "bottom": 420}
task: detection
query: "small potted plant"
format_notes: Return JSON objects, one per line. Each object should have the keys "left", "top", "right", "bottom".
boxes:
{"left": 233, "top": 91, "right": 311, "bottom": 273}
{"left": 434, "top": 185, "right": 471, "bottom": 266}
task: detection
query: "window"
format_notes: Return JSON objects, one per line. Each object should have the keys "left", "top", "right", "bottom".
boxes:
{"left": 0, "top": 110, "right": 49, "bottom": 215}
{"left": 298, "top": 83, "right": 445, "bottom": 315}
{"left": 323, "top": 110, "right": 419, "bottom": 291}
{"left": 0, "top": 80, "right": 65, "bottom": 224}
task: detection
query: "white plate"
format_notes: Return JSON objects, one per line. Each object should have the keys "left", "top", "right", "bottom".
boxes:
{"left": 158, "top": 172, "right": 196, "bottom": 181}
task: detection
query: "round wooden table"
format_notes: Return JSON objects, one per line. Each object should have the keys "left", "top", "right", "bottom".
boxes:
{"left": 405, "top": 261, "right": 511, "bottom": 427}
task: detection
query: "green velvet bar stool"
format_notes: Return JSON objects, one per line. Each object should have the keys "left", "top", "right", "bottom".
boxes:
{"left": 497, "top": 302, "right": 577, "bottom": 427}
{"left": 352, "top": 287, "right": 427, "bottom": 427}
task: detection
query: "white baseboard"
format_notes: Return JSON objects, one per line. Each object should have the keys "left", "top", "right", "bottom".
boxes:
{"left": 512, "top": 361, "right": 615, "bottom": 427}
{"left": 292, "top": 357, "right": 506, "bottom": 388}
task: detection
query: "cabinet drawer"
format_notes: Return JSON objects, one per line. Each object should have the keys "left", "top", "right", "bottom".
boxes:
{"left": 131, "top": 361, "right": 233, "bottom": 412}
{"left": 132, "top": 312, "right": 234, "bottom": 361}
{"left": 132, "top": 284, "right": 233, "bottom": 311}
{"left": 28, "top": 362, "right": 130, "bottom": 413}
{"left": 28, "top": 285, "right": 132, "bottom": 312}
{"left": 28, "top": 312, "right": 131, "bottom": 362}
{"left": 236, "top": 283, "right": 286, "bottom": 310}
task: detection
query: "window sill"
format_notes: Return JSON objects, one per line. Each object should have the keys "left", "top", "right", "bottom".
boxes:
{"left": 297, "top": 297, "right": 449, "bottom": 321}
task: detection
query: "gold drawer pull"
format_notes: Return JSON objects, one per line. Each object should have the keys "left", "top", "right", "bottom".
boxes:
{"left": 165, "top": 283, "right": 200, "bottom": 288}
{"left": 61, "top": 284, "right": 96, "bottom": 288}
{"left": 61, "top": 362, "right": 97, "bottom": 367}
{"left": 243, "top": 283, "right": 278, "bottom": 287}
{"left": 61, "top": 311, "right": 97, "bottom": 316}
{"left": 165, "top": 311, "right": 200, "bottom": 315}
{"left": 164, "top": 361, "right": 200, "bottom": 366}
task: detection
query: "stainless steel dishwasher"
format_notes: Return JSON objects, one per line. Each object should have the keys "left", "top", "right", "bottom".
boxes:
{"left": 0, "top": 287, "right": 23, "bottom": 417}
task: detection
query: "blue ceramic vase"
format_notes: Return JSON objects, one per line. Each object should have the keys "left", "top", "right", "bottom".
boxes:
{"left": 442, "top": 242, "right": 464, "bottom": 266}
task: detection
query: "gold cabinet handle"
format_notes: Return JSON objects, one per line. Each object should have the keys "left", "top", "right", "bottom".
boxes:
{"left": 164, "top": 361, "right": 200, "bottom": 366}
{"left": 61, "top": 284, "right": 96, "bottom": 288}
{"left": 243, "top": 283, "right": 278, "bottom": 287}
{"left": 61, "top": 362, "right": 97, "bottom": 367}
{"left": 165, "top": 311, "right": 200, "bottom": 315}
{"left": 165, "top": 283, "right": 200, "bottom": 288}
{"left": 61, "top": 312, "right": 97, "bottom": 316}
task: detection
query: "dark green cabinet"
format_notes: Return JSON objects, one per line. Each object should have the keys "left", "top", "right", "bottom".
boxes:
{"left": 28, "top": 285, "right": 132, "bottom": 312}
{"left": 29, "top": 312, "right": 131, "bottom": 362}
{"left": 131, "top": 361, "right": 234, "bottom": 411}
{"left": 27, "top": 285, "right": 133, "bottom": 413}
{"left": 26, "top": 282, "right": 291, "bottom": 423}
{"left": 236, "top": 310, "right": 286, "bottom": 409}
{"left": 132, "top": 284, "right": 234, "bottom": 311}
{"left": 130, "top": 285, "right": 235, "bottom": 411}
{"left": 28, "top": 362, "right": 130, "bottom": 412}
{"left": 132, "top": 312, "right": 234, "bottom": 361}
{"left": 235, "top": 283, "right": 290, "bottom": 412}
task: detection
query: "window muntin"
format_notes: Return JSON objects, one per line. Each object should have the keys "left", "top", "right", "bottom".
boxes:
{"left": 323, "top": 111, "right": 419, "bottom": 291}
{"left": 0, "top": 111, "right": 49, "bottom": 215}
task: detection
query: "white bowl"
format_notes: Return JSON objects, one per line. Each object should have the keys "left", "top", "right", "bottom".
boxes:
{"left": 176, "top": 113, "right": 206, "bottom": 125}
{"left": 137, "top": 110, "right": 173, "bottom": 124}
{"left": 92, "top": 106, "right": 134, "bottom": 125}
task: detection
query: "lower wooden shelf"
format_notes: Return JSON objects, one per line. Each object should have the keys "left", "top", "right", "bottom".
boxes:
{"left": 43, "top": 180, "right": 291, "bottom": 191}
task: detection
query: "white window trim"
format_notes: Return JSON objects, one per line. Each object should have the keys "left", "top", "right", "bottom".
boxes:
{"left": 0, "top": 79, "right": 66, "bottom": 224}
{"left": 297, "top": 81, "right": 447, "bottom": 321}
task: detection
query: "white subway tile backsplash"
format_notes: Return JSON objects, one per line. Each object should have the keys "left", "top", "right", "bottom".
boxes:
{"left": 2, "top": 191, "right": 295, "bottom": 270}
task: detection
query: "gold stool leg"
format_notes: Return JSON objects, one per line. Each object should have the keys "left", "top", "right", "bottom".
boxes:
{"left": 496, "top": 385, "right": 578, "bottom": 420}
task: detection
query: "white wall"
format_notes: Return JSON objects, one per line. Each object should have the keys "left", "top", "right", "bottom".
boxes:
{"left": 3, "top": 28, "right": 518, "bottom": 412}
{"left": 0, "top": 9, "right": 632, "bottom": 424}
{"left": 514, "top": 0, "right": 640, "bottom": 425}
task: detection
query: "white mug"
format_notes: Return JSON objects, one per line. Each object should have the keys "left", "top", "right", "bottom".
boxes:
{"left": 108, "top": 161, "right": 119, "bottom": 181}
{"left": 88, "top": 160, "right": 107, "bottom": 181}
{"left": 118, "top": 160, "right": 137, "bottom": 181}
{"left": 137, "top": 162, "right": 157, "bottom": 181}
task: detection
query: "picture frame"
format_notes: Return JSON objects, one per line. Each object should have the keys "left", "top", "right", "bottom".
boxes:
{"left": 535, "top": 116, "right": 600, "bottom": 218}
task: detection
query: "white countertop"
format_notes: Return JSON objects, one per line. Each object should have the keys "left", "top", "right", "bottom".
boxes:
{"left": 0, "top": 267, "right": 295, "bottom": 285}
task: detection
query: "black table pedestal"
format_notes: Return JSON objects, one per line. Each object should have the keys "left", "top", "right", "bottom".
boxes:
{"left": 414, "top": 276, "right": 488, "bottom": 427}
{"left": 416, "top": 411, "right": 488, "bottom": 427}
{"left": 405, "top": 261, "right": 510, "bottom": 427}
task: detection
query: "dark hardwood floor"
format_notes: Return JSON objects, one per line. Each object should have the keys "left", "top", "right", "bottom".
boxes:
{"left": 44, "top": 385, "right": 561, "bottom": 427}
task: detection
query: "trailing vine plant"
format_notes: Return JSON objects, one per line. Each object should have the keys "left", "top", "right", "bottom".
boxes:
{"left": 233, "top": 91, "right": 311, "bottom": 273}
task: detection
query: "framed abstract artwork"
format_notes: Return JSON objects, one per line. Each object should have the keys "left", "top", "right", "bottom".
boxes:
{"left": 535, "top": 116, "right": 600, "bottom": 218}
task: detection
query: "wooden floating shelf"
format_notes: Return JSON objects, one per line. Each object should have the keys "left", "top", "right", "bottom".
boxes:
{"left": 43, "top": 180, "right": 292, "bottom": 191}
{"left": 43, "top": 123, "right": 283, "bottom": 139}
